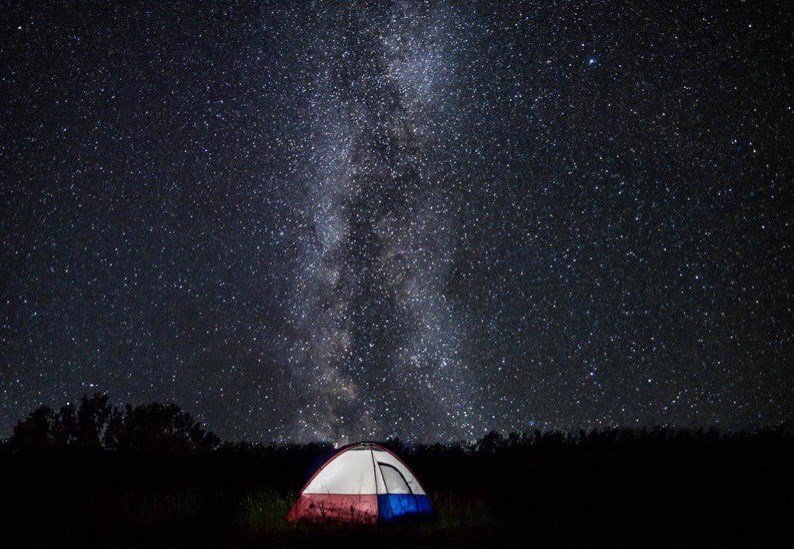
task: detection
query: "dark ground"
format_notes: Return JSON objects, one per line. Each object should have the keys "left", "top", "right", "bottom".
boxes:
{"left": 2, "top": 429, "right": 793, "bottom": 548}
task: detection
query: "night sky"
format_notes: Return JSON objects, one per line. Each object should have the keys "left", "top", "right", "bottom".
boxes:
{"left": 1, "top": 1, "right": 792, "bottom": 443}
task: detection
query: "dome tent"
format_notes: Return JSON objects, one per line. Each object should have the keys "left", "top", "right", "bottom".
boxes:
{"left": 287, "top": 442, "right": 433, "bottom": 524}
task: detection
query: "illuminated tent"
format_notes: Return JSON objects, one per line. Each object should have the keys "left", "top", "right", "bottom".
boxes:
{"left": 287, "top": 442, "right": 433, "bottom": 524}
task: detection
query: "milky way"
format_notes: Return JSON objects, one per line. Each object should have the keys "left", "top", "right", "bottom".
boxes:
{"left": 1, "top": 1, "right": 792, "bottom": 442}
{"left": 284, "top": 3, "right": 486, "bottom": 442}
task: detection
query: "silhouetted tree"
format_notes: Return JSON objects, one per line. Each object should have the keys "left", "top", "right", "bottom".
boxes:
{"left": 9, "top": 405, "right": 58, "bottom": 449}
{"left": 383, "top": 436, "right": 408, "bottom": 456}
{"left": 477, "top": 431, "right": 505, "bottom": 454}
{"left": 107, "top": 402, "right": 219, "bottom": 455}
{"left": 75, "top": 393, "right": 113, "bottom": 448}
{"left": 55, "top": 402, "right": 78, "bottom": 445}
{"left": 103, "top": 405, "right": 124, "bottom": 450}
{"left": 6, "top": 394, "right": 218, "bottom": 455}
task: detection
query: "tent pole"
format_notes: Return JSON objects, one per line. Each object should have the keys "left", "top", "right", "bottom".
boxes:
{"left": 369, "top": 444, "right": 380, "bottom": 520}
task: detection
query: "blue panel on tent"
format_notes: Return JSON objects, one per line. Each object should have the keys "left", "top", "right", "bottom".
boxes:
{"left": 377, "top": 494, "right": 433, "bottom": 522}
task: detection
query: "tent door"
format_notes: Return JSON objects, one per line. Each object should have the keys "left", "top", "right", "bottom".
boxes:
{"left": 378, "top": 462, "right": 412, "bottom": 494}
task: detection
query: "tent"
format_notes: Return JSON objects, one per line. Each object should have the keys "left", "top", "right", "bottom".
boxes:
{"left": 287, "top": 441, "right": 433, "bottom": 524}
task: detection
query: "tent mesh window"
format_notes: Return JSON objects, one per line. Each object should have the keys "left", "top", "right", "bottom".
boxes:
{"left": 378, "top": 462, "right": 412, "bottom": 494}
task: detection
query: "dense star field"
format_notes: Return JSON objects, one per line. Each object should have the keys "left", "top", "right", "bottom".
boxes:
{"left": 1, "top": 1, "right": 792, "bottom": 442}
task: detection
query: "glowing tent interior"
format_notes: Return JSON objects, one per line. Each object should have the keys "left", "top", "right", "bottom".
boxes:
{"left": 287, "top": 442, "right": 433, "bottom": 524}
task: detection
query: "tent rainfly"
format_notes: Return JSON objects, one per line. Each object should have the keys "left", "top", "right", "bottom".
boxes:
{"left": 287, "top": 441, "right": 433, "bottom": 524}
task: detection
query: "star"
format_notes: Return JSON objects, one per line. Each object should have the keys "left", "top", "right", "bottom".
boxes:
{"left": 0, "top": 1, "right": 790, "bottom": 442}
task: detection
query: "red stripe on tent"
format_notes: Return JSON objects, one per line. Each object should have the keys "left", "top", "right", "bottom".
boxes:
{"left": 287, "top": 494, "right": 378, "bottom": 524}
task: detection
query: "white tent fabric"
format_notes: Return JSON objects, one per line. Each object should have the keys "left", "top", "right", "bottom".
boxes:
{"left": 303, "top": 446, "right": 427, "bottom": 495}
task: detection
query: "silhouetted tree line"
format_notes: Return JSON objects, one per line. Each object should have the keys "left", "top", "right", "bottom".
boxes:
{"left": 5, "top": 393, "right": 219, "bottom": 454}
{"left": 398, "top": 423, "right": 793, "bottom": 456}
{"left": 4, "top": 393, "right": 790, "bottom": 456}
